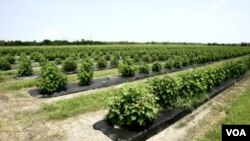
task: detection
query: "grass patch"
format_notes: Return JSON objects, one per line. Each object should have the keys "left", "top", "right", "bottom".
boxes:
{"left": 200, "top": 85, "right": 250, "bottom": 141}
{"left": 42, "top": 90, "right": 114, "bottom": 120}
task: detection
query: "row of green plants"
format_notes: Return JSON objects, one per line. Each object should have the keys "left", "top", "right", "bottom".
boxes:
{"left": 37, "top": 59, "right": 94, "bottom": 95}
{"left": 1, "top": 46, "right": 250, "bottom": 67}
{"left": 106, "top": 56, "right": 250, "bottom": 130}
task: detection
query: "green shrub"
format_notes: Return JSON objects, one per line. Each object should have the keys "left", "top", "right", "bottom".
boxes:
{"left": 0, "top": 57, "right": 11, "bottom": 70}
{"left": 62, "top": 57, "right": 77, "bottom": 72}
{"left": 118, "top": 60, "right": 136, "bottom": 77}
{"left": 30, "top": 52, "right": 43, "bottom": 62}
{"left": 17, "top": 56, "right": 33, "bottom": 76}
{"left": 172, "top": 56, "right": 183, "bottom": 68}
{"left": 152, "top": 62, "right": 162, "bottom": 72}
{"left": 138, "top": 63, "right": 150, "bottom": 74}
{"left": 37, "top": 63, "right": 68, "bottom": 95}
{"left": 54, "top": 58, "right": 62, "bottom": 65}
{"left": 149, "top": 76, "right": 179, "bottom": 108}
{"left": 142, "top": 55, "right": 151, "bottom": 63}
{"left": 107, "top": 87, "right": 159, "bottom": 130}
{"left": 164, "top": 59, "right": 173, "bottom": 69}
{"left": 111, "top": 57, "right": 119, "bottom": 68}
{"left": 97, "top": 57, "right": 108, "bottom": 68}
{"left": 78, "top": 60, "right": 93, "bottom": 86}
{"left": 5, "top": 54, "right": 15, "bottom": 64}
{"left": 38, "top": 56, "right": 48, "bottom": 67}
{"left": 175, "top": 72, "right": 207, "bottom": 108}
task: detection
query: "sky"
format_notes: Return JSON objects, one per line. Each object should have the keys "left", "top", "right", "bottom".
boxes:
{"left": 0, "top": 0, "right": 250, "bottom": 43}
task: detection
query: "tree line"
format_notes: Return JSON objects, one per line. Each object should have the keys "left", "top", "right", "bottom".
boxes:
{"left": 0, "top": 39, "right": 249, "bottom": 46}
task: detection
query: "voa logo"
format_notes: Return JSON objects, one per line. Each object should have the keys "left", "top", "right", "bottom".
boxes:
{"left": 226, "top": 129, "right": 246, "bottom": 136}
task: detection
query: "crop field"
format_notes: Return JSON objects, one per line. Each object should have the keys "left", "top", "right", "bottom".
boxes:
{"left": 0, "top": 44, "right": 250, "bottom": 140}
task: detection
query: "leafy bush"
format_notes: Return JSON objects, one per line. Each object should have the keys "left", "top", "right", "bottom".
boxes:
{"left": 152, "top": 62, "right": 162, "bottom": 72}
{"left": 17, "top": 56, "right": 33, "bottom": 76}
{"left": 107, "top": 87, "right": 159, "bottom": 130}
{"left": 149, "top": 76, "right": 179, "bottom": 108}
{"left": 0, "top": 57, "right": 11, "bottom": 70}
{"left": 111, "top": 57, "right": 119, "bottom": 68}
{"left": 164, "top": 59, "right": 173, "bottom": 69}
{"left": 138, "top": 63, "right": 150, "bottom": 74}
{"left": 172, "top": 56, "right": 183, "bottom": 68}
{"left": 97, "top": 57, "right": 108, "bottom": 68}
{"left": 142, "top": 55, "right": 151, "bottom": 63}
{"left": 118, "top": 59, "right": 136, "bottom": 77}
{"left": 62, "top": 57, "right": 77, "bottom": 72}
{"left": 175, "top": 72, "right": 208, "bottom": 108}
{"left": 37, "top": 63, "right": 68, "bottom": 95}
{"left": 30, "top": 52, "right": 42, "bottom": 62}
{"left": 5, "top": 54, "right": 15, "bottom": 64}
{"left": 78, "top": 60, "right": 93, "bottom": 86}
{"left": 54, "top": 58, "right": 62, "bottom": 65}
{"left": 38, "top": 56, "right": 48, "bottom": 67}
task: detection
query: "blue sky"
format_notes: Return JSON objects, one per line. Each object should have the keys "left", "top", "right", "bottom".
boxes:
{"left": 0, "top": 0, "right": 249, "bottom": 43}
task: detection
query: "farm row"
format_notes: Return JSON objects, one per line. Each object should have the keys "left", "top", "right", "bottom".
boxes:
{"left": 40, "top": 55, "right": 250, "bottom": 121}
{"left": 1, "top": 45, "right": 250, "bottom": 83}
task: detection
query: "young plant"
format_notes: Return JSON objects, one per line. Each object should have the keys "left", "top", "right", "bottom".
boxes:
{"left": 152, "top": 62, "right": 162, "bottom": 72}
{"left": 97, "top": 57, "right": 108, "bottom": 68}
{"left": 17, "top": 55, "right": 33, "bottom": 76}
{"left": 138, "top": 63, "right": 150, "bottom": 74}
{"left": 37, "top": 62, "right": 68, "bottom": 95}
{"left": 62, "top": 57, "right": 77, "bottom": 72}
{"left": 0, "top": 57, "right": 11, "bottom": 70}
{"left": 54, "top": 58, "right": 62, "bottom": 65}
{"left": 77, "top": 60, "right": 93, "bottom": 86}
{"left": 107, "top": 87, "right": 159, "bottom": 130}
{"left": 118, "top": 59, "right": 136, "bottom": 77}
{"left": 5, "top": 54, "right": 15, "bottom": 64}
{"left": 110, "top": 57, "right": 119, "bottom": 68}
{"left": 164, "top": 59, "right": 173, "bottom": 70}
{"left": 149, "top": 76, "right": 179, "bottom": 108}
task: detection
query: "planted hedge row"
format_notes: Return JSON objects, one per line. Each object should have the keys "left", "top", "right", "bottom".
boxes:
{"left": 1, "top": 46, "right": 250, "bottom": 71}
{"left": 36, "top": 59, "right": 94, "bottom": 95}
{"left": 106, "top": 56, "right": 250, "bottom": 130}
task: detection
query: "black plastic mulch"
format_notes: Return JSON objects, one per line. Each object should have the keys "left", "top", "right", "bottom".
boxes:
{"left": 93, "top": 76, "right": 244, "bottom": 141}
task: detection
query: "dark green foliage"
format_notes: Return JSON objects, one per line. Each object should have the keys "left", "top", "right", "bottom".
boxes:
{"left": 38, "top": 56, "right": 48, "bottom": 67}
{"left": 172, "top": 56, "right": 183, "bottom": 68}
{"left": 118, "top": 59, "right": 136, "bottom": 77}
{"left": 78, "top": 60, "right": 93, "bottom": 86}
{"left": 142, "top": 55, "right": 151, "bottom": 63}
{"left": 97, "top": 57, "right": 108, "bottom": 68}
{"left": 0, "top": 57, "right": 11, "bottom": 70}
{"left": 110, "top": 57, "right": 119, "bottom": 68}
{"left": 149, "top": 76, "right": 179, "bottom": 108}
{"left": 175, "top": 72, "right": 207, "bottom": 107}
{"left": 37, "top": 63, "right": 68, "bottom": 95}
{"left": 164, "top": 59, "right": 173, "bottom": 69}
{"left": 107, "top": 87, "right": 159, "bottom": 130}
{"left": 62, "top": 57, "right": 77, "bottom": 72}
{"left": 5, "top": 54, "right": 15, "bottom": 64}
{"left": 17, "top": 56, "right": 33, "bottom": 76}
{"left": 54, "top": 58, "right": 62, "bottom": 65}
{"left": 152, "top": 62, "right": 162, "bottom": 72}
{"left": 138, "top": 63, "right": 150, "bottom": 74}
